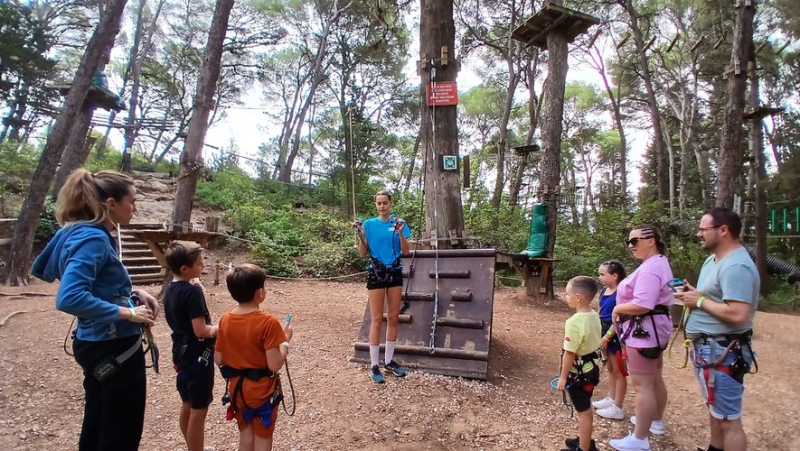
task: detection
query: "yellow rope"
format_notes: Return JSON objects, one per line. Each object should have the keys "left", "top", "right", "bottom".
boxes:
{"left": 667, "top": 304, "right": 693, "bottom": 369}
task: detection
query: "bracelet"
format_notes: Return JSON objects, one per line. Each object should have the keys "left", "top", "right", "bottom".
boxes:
{"left": 696, "top": 296, "right": 706, "bottom": 310}
{"left": 128, "top": 307, "right": 137, "bottom": 320}
{"left": 280, "top": 341, "right": 291, "bottom": 348}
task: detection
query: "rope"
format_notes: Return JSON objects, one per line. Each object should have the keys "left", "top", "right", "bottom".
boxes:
{"left": 264, "top": 271, "right": 368, "bottom": 281}
{"left": 428, "top": 60, "right": 441, "bottom": 355}
{"left": 667, "top": 304, "right": 692, "bottom": 369}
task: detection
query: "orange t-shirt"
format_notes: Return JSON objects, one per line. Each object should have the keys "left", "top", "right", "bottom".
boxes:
{"left": 215, "top": 310, "right": 287, "bottom": 409}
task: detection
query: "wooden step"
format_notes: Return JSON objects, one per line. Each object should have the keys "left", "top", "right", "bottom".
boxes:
{"left": 122, "top": 256, "right": 160, "bottom": 266}
{"left": 122, "top": 249, "right": 154, "bottom": 258}
{"left": 126, "top": 265, "right": 164, "bottom": 275}
{"left": 130, "top": 274, "right": 164, "bottom": 284}
{"left": 121, "top": 242, "right": 150, "bottom": 250}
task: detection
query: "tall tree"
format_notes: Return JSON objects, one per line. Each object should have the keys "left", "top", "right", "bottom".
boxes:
{"left": 420, "top": 0, "right": 464, "bottom": 245}
{"left": 617, "top": 0, "right": 669, "bottom": 210}
{"left": 716, "top": 0, "right": 756, "bottom": 208}
{"left": 2, "top": 0, "right": 129, "bottom": 286}
{"left": 171, "top": 0, "right": 235, "bottom": 227}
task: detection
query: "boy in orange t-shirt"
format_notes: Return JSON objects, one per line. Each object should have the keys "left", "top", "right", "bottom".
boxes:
{"left": 215, "top": 264, "right": 292, "bottom": 451}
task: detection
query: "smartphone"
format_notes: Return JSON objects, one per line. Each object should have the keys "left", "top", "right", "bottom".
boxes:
{"left": 668, "top": 277, "right": 685, "bottom": 293}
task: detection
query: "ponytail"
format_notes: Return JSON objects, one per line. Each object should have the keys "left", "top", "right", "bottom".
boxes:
{"left": 55, "top": 169, "right": 134, "bottom": 225}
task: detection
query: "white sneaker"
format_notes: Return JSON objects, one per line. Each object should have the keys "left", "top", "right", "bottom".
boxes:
{"left": 592, "top": 396, "right": 614, "bottom": 409}
{"left": 596, "top": 404, "right": 625, "bottom": 420}
{"left": 609, "top": 433, "right": 651, "bottom": 451}
{"left": 630, "top": 416, "right": 665, "bottom": 435}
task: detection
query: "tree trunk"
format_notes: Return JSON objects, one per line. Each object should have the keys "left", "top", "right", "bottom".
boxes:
{"left": 403, "top": 133, "right": 421, "bottom": 193}
{"left": 53, "top": 40, "right": 118, "bottom": 199}
{"left": 420, "top": 0, "right": 464, "bottom": 247}
{"left": 661, "top": 118, "right": 676, "bottom": 219}
{"left": 105, "top": 0, "right": 165, "bottom": 149}
{"left": 717, "top": 0, "right": 756, "bottom": 208}
{"left": 171, "top": 0, "right": 235, "bottom": 227}
{"left": 2, "top": 0, "right": 129, "bottom": 286}
{"left": 592, "top": 45, "right": 628, "bottom": 210}
{"left": 52, "top": 106, "right": 96, "bottom": 198}
{"left": 622, "top": 0, "right": 668, "bottom": 207}
{"left": 490, "top": 39, "right": 521, "bottom": 209}
{"left": 121, "top": 0, "right": 148, "bottom": 172}
{"left": 7, "top": 83, "right": 29, "bottom": 141}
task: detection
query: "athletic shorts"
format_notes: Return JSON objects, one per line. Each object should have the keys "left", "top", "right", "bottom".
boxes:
{"left": 177, "top": 362, "right": 214, "bottom": 409}
{"left": 624, "top": 345, "right": 664, "bottom": 375}
{"left": 601, "top": 321, "right": 620, "bottom": 354}
{"left": 567, "top": 366, "right": 600, "bottom": 412}
{"left": 366, "top": 267, "right": 403, "bottom": 290}
{"left": 692, "top": 342, "right": 753, "bottom": 420}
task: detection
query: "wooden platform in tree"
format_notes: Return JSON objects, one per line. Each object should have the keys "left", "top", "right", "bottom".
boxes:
{"left": 56, "top": 84, "right": 126, "bottom": 112}
{"left": 511, "top": 3, "right": 600, "bottom": 48}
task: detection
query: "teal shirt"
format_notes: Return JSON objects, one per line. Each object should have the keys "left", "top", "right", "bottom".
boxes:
{"left": 686, "top": 246, "right": 760, "bottom": 335}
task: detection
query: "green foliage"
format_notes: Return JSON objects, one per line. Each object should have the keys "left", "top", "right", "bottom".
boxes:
{"left": 196, "top": 165, "right": 261, "bottom": 210}
{"left": 0, "top": 141, "right": 39, "bottom": 194}
{"left": 35, "top": 197, "right": 58, "bottom": 243}
{"left": 464, "top": 203, "right": 528, "bottom": 251}
{"left": 762, "top": 276, "right": 800, "bottom": 311}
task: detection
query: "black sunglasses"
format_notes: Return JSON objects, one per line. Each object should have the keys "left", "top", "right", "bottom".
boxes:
{"left": 626, "top": 237, "right": 653, "bottom": 246}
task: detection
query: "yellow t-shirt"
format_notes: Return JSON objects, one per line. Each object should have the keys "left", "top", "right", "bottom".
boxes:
{"left": 563, "top": 311, "right": 602, "bottom": 373}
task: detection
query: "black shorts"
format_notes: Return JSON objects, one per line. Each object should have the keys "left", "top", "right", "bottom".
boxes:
{"left": 601, "top": 320, "right": 621, "bottom": 354}
{"left": 567, "top": 366, "right": 600, "bottom": 412}
{"left": 176, "top": 362, "right": 214, "bottom": 409}
{"left": 366, "top": 267, "right": 403, "bottom": 290}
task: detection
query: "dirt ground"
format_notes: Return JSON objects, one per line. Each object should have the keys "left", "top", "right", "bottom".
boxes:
{"left": 0, "top": 265, "right": 797, "bottom": 451}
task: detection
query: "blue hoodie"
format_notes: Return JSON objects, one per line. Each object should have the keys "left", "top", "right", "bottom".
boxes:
{"left": 32, "top": 222, "right": 140, "bottom": 341}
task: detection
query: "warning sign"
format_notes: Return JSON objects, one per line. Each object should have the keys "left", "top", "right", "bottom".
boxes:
{"left": 426, "top": 81, "right": 458, "bottom": 106}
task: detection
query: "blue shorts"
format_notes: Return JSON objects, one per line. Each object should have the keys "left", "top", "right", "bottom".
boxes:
{"left": 692, "top": 342, "right": 754, "bottom": 420}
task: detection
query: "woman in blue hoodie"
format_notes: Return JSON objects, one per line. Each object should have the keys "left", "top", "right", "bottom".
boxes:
{"left": 32, "top": 169, "right": 158, "bottom": 451}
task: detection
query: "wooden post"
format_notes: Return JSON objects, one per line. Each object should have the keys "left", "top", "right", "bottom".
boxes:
{"left": 214, "top": 260, "right": 220, "bottom": 286}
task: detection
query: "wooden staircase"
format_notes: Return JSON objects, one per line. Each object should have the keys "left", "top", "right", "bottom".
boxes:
{"left": 118, "top": 223, "right": 165, "bottom": 285}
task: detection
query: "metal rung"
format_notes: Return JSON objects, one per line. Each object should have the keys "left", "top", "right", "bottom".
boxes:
{"left": 429, "top": 270, "right": 471, "bottom": 278}
{"left": 402, "top": 292, "right": 434, "bottom": 301}
{"left": 354, "top": 342, "right": 488, "bottom": 361}
{"left": 436, "top": 317, "right": 483, "bottom": 329}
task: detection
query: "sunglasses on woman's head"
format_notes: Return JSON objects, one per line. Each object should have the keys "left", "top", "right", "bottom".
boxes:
{"left": 626, "top": 237, "right": 653, "bottom": 246}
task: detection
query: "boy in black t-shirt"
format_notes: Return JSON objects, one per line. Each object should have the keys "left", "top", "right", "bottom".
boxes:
{"left": 164, "top": 241, "right": 218, "bottom": 451}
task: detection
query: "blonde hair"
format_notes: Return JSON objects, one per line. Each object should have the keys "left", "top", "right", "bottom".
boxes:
{"left": 56, "top": 169, "right": 135, "bottom": 225}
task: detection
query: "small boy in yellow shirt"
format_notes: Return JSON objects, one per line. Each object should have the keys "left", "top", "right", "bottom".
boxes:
{"left": 558, "top": 276, "right": 602, "bottom": 451}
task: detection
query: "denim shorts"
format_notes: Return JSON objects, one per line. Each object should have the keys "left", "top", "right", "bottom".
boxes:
{"left": 692, "top": 342, "right": 754, "bottom": 420}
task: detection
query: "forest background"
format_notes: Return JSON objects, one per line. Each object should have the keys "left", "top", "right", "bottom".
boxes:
{"left": 0, "top": 0, "right": 798, "bottom": 308}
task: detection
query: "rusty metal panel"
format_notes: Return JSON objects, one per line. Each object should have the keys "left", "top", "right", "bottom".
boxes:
{"left": 351, "top": 249, "right": 496, "bottom": 380}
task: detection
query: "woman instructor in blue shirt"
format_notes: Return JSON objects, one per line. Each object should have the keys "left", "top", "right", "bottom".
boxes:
{"left": 354, "top": 189, "right": 411, "bottom": 384}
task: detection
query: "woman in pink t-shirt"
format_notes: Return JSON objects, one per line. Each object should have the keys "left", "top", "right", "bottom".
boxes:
{"left": 609, "top": 225, "right": 674, "bottom": 451}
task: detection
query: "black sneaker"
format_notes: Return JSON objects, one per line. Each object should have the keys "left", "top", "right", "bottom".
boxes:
{"left": 384, "top": 360, "right": 407, "bottom": 377}
{"left": 562, "top": 438, "right": 597, "bottom": 451}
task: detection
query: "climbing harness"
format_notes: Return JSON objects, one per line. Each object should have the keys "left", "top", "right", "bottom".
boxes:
{"left": 219, "top": 360, "right": 296, "bottom": 426}
{"left": 688, "top": 330, "right": 758, "bottom": 405}
{"left": 618, "top": 304, "right": 671, "bottom": 359}
{"left": 355, "top": 215, "right": 403, "bottom": 284}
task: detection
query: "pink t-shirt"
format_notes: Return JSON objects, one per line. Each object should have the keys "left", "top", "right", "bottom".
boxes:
{"left": 616, "top": 254, "right": 674, "bottom": 349}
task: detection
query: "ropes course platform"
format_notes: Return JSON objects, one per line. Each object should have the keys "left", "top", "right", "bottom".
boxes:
{"left": 351, "top": 249, "right": 497, "bottom": 380}
{"left": 495, "top": 252, "right": 560, "bottom": 300}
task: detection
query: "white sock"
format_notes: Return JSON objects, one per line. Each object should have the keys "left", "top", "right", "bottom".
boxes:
{"left": 385, "top": 340, "right": 396, "bottom": 365}
{"left": 370, "top": 345, "right": 380, "bottom": 367}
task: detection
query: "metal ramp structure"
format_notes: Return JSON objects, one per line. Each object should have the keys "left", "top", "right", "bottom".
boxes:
{"left": 351, "top": 249, "right": 496, "bottom": 380}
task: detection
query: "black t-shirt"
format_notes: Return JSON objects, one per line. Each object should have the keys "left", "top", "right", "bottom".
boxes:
{"left": 164, "top": 280, "right": 214, "bottom": 366}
